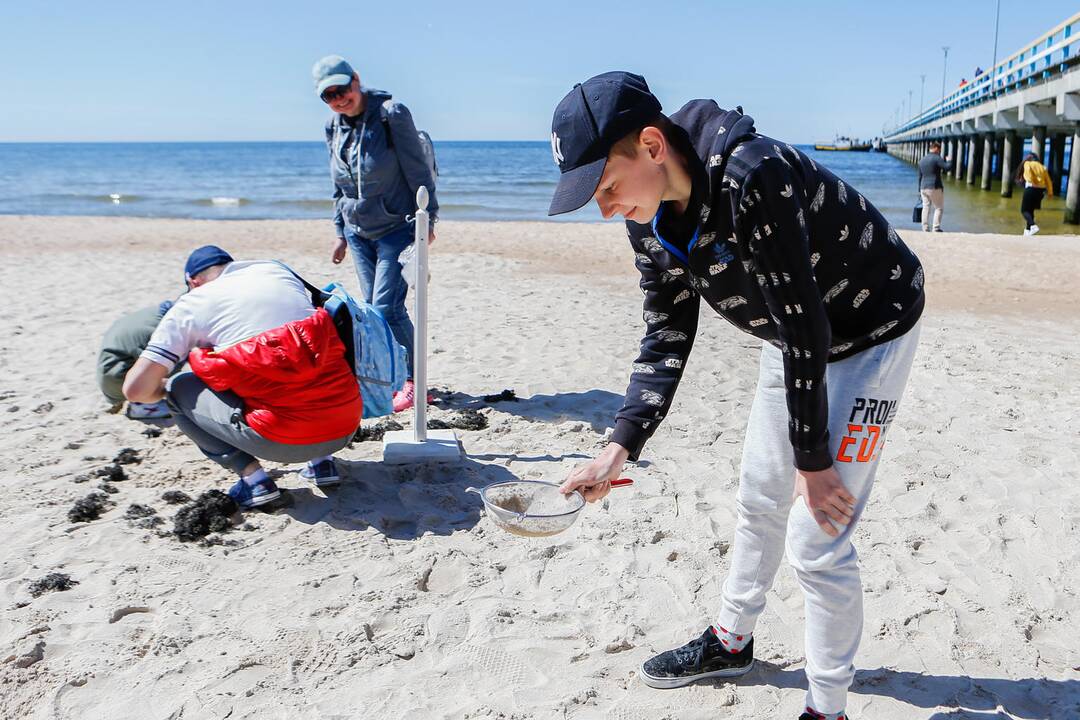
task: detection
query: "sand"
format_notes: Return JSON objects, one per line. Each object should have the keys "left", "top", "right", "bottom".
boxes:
{"left": 0, "top": 216, "right": 1078, "bottom": 719}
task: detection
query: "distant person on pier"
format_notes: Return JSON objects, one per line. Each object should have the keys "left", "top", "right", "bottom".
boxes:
{"left": 1015, "top": 152, "right": 1054, "bottom": 235}
{"left": 312, "top": 54, "right": 438, "bottom": 413}
{"left": 917, "top": 141, "right": 954, "bottom": 232}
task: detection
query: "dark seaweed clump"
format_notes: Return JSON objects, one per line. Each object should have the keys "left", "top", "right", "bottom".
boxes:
{"left": 353, "top": 418, "right": 404, "bottom": 443}
{"left": 68, "top": 492, "right": 114, "bottom": 522}
{"left": 161, "top": 490, "right": 192, "bottom": 505}
{"left": 124, "top": 504, "right": 156, "bottom": 519}
{"left": 93, "top": 464, "right": 127, "bottom": 482}
{"left": 97, "top": 482, "right": 119, "bottom": 494}
{"left": 125, "top": 503, "right": 163, "bottom": 528}
{"left": 482, "top": 389, "right": 518, "bottom": 403}
{"left": 172, "top": 491, "right": 238, "bottom": 542}
{"left": 28, "top": 572, "right": 78, "bottom": 598}
{"left": 429, "top": 408, "right": 488, "bottom": 431}
{"left": 141, "top": 427, "right": 162, "bottom": 438}
{"left": 113, "top": 448, "right": 142, "bottom": 465}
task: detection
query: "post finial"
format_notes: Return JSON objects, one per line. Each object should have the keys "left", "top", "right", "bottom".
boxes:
{"left": 416, "top": 187, "right": 429, "bottom": 210}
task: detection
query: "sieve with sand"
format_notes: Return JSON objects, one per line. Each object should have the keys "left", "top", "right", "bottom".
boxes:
{"left": 467, "top": 478, "right": 633, "bottom": 537}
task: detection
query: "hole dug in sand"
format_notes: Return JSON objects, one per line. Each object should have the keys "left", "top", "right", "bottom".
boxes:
{"left": 109, "top": 606, "right": 151, "bottom": 624}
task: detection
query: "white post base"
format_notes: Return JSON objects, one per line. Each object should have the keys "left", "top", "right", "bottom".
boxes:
{"left": 382, "top": 428, "right": 462, "bottom": 465}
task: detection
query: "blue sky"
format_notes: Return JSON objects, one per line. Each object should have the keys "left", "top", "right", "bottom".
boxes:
{"left": 1, "top": 1, "right": 1075, "bottom": 143}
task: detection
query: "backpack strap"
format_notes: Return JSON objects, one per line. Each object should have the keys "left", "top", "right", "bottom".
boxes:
{"left": 380, "top": 99, "right": 395, "bottom": 150}
{"left": 272, "top": 260, "right": 328, "bottom": 308}
{"left": 271, "top": 261, "right": 355, "bottom": 365}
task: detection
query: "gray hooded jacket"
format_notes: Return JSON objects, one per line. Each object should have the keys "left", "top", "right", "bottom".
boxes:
{"left": 325, "top": 88, "right": 439, "bottom": 240}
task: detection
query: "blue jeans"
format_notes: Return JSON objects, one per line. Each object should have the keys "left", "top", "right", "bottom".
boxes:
{"left": 343, "top": 222, "right": 415, "bottom": 379}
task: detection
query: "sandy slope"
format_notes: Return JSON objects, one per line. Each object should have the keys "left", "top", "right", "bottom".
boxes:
{"left": 0, "top": 216, "right": 1077, "bottom": 719}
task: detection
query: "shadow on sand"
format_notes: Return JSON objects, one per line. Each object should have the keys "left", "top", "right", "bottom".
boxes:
{"left": 275, "top": 386, "right": 632, "bottom": 540}
{"left": 432, "top": 387, "right": 624, "bottom": 434}
{"left": 732, "top": 663, "right": 1079, "bottom": 719}
{"left": 276, "top": 455, "right": 522, "bottom": 540}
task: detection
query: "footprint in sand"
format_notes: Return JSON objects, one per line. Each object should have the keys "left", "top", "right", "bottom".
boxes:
{"left": 457, "top": 644, "right": 534, "bottom": 686}
{"left": 423, "top": 559, "right": 468, "bottom": 594}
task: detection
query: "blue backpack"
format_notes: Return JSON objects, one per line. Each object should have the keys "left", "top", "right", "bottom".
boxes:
{"left": 279, "top": 263, "right": 408, "bottom": 419}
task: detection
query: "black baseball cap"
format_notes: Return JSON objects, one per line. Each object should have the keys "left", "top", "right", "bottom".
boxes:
{"left": 548, "top": 71, "right": 663, "bottom": 216}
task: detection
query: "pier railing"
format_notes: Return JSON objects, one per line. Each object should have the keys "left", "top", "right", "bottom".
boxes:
{"left": 889, "top": 11, "right": 1080, "bottom": 135}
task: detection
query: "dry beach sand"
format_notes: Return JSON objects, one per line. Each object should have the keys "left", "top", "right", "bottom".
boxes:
{"left": 0, "top": 216, "right": 1078, "bottom": 719}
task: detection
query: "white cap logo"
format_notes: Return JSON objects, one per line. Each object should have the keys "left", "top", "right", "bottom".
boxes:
{"left": 551, "top": 132, "right": 564, "bottom": 166}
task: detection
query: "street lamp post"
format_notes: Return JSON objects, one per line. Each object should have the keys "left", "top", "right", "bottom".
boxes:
{"left": 941, "top": 46, "right": 950, "bottom": 117}
{"left": 990, "top": 0, "right": 1002, "bottom": 97}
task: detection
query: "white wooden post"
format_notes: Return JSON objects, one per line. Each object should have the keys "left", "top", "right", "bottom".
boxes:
{"left": 413, "top": 187, "right": 429, "bottom": 443}
{"left": 381, "top": 186, "right": 461, "bottom": 464}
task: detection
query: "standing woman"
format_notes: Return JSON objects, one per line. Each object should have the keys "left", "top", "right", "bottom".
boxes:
{"left": 1015, "top": 151, "right": 1053, "bottom": 236}
{"left": 313, "top": 55, "right": 438, "bottom": 412}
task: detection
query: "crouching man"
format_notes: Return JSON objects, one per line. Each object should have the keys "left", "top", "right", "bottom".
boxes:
{"left": 123, "top": 245, "right": 362, "bottom": 508}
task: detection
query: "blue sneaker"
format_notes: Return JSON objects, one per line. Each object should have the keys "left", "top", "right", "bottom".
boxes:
{"left": 227, "top": 477, "right": 281, "bottom": 509}
{"left": 300, "top": 458, "right": 341, "bottom": 487}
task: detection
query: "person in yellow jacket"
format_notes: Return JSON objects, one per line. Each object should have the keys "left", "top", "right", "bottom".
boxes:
{"left": 1015, "top": 152, "right": 1054, "bottom": 235}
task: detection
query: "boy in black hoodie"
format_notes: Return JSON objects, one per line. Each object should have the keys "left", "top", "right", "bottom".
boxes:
{"left": 550, "top": 72, "right": 925, "bottom": 720}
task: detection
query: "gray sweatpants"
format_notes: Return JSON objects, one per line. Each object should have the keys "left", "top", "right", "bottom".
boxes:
{"left": 715, "top": 322, "right": 921, "bottom": 713}
{"left": 166, "top": 372, "right": 353, "bottom": 475}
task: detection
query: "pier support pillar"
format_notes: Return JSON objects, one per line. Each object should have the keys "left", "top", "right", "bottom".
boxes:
{"left": 954, "top": 137, "right": 965, "bottom": 181}
{"left": 1001, "top": 131, "right": 1016, "bottom": 198}
{"left": 1066, "top": 128, "right": 1080, "bottom": 224}
{"left": 966, "top": 136, "right": 979, "bottom": 184}
{"left": 1032, "top": 126, "right": 1047, "bottom": 163}
{"left": 981, "top": 134, "right": 994, "bottom": 190}
{"left": 1049, "top": 133, "right": 1066, "bottom": 195}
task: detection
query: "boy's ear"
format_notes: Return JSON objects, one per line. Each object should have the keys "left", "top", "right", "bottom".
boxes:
{"left": 640, "top": 126, "right": 667, "bottom": 163}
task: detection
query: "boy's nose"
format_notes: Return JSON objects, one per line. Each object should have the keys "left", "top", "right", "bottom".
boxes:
{"left": 598, "top": 198, "right": 617, "bottom": 220}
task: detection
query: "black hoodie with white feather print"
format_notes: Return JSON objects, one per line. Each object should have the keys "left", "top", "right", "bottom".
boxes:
{"left": 610, "top": 101, "right": 924, "bottom": 471}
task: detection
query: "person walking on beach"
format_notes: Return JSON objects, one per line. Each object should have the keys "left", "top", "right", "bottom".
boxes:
{"left": 1015, "top": 151, "right": 1053, "bottom": 235}
{"left": 917, "top": 141, "right": 953, "bottom": 232}
{"left": 550, "top": 72, "right": 925, "bottom": 720}
{"left": 123, "top": 246, "right": 362, "bottom": 508}
{"left": 314, "top": 54, "right": 437, "bottom": 413}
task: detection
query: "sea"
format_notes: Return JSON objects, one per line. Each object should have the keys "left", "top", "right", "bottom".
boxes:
{"left": 0, "top": 141, "right": 1072, "bottom": 234}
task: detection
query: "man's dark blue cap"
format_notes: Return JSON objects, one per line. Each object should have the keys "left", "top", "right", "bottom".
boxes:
{"left": 184, "top": 245, "right": 233, "bottom": 284}
{"left": 548, "top": 71, "right": 662, "bottom": 216}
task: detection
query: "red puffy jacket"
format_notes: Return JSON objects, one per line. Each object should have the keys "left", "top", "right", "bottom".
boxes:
{"left": 189, "top": 308, "right": 362, "bottom": 444}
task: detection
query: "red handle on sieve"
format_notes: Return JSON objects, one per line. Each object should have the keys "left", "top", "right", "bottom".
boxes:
{"left": 611, "top": 478, "right": 634, "bottom": 488}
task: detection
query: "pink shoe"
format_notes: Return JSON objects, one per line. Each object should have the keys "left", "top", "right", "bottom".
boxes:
{"left": 392, "top": 380, "right": 435, "bottom": 413}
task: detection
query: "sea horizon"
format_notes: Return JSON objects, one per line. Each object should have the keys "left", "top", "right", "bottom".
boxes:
{"left": 0, "top": 140, "right": 1071, "bottom": 233}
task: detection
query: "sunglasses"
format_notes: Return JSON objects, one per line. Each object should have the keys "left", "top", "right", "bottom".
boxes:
{"left": 321, "top": 83, "right": 353, "bottom": 103}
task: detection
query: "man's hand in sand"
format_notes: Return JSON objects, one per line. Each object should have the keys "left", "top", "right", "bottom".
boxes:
{"left": 331, "top": 236, "right": 348, "bottom": 264}
{"left": 428, "top": 227, "right": 436, "bottom": 245}
{"left": 793, "top": 466, "right": 856, "bottom": 537}
{"left": 560, "top": 443, "right": 630, "bottom": 503}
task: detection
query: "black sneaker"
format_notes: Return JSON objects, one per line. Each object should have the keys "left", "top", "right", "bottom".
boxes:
{"left": 639, "top": 627, "right": 754, "bottom": 689}
{"left": 799, "top": 711, "right": 850, "bottom": 720}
